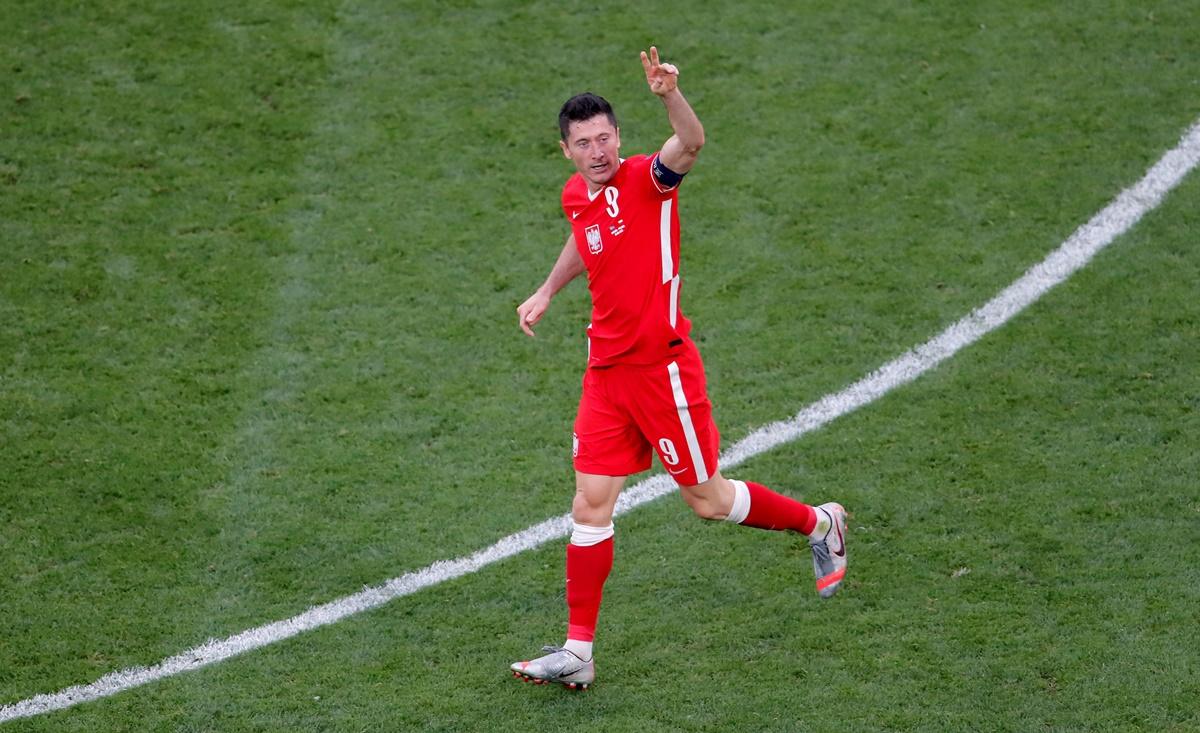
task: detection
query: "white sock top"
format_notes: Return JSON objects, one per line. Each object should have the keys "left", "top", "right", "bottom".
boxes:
{"left": 570, "top": 521, "right": 614, "bottom": 547}
{"left": 807, "top": 505, "right": 831, "bottom": 540}
{"left": 563, "top": 639, "right": 593, "bottom": 661}
{"left": 724, "top": 479, "right": 751, "bottom": 524}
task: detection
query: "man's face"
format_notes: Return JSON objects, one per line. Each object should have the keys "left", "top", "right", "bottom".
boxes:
{"left": 560, "top": 114, "right": 621, "bottom": 191}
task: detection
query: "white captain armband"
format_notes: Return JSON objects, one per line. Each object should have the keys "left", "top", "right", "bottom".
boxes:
{"left": 651, "top": 154, "right": 686, "bottom": 189}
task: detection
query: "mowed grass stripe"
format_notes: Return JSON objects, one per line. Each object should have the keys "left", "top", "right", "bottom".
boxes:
{"left": 4, "top": 116, "right": 1197, "bottom": 725}
{"left": 0, "top": 0, "right": 340, "bottom": 706}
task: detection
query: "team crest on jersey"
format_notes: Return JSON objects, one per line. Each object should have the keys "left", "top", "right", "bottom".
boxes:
{"left": 585, "top": 224, "right": 603, "bottom": 254}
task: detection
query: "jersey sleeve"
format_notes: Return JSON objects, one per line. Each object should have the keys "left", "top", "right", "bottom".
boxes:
{"left": 650, "top": 153, "right": 686, "bottom": 192}
{"left": 629, "top": 153, "right": 677, "bottom": 200}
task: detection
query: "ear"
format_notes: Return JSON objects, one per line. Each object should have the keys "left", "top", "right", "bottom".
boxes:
{"left": 559, "top": 139, "right": 571, "bottom": 159}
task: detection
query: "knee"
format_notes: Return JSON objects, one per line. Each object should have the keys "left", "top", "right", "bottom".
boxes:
{"left": 680, "top": 481, "right": 731, "bottom": 521}
{"left": 572, "top": 485, "right": 615, "bottom": 525}
{"left": 572, "top": 492, "right": 603, "bottom": 524}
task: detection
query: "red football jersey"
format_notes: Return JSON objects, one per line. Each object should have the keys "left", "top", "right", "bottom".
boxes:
{"left": 562, "top": 153, "right": 691, "bottom": 367}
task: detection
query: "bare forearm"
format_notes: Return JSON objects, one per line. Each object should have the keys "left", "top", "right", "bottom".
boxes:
{"left": 660, "top": 88, "right": 704, "bottom": 154}
{"left": 538, "top": 234, "right": 585, "bottom": 296}
{"left": 655, "top": 82, "right": 704, "bottom": 175}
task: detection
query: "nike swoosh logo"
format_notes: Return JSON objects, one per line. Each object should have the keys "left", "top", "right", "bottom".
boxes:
{"left": 572, "top": 211, "right": 580, "bottom": 219}
{"left": 833, "top": 522, "right": 845, "bottom": 557}
{"left": 667, "top": 467, "right": 687, "bottom": 475}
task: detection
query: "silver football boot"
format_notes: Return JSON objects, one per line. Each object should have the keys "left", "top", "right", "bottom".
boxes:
{"left": 809, "top": 502, "right": 848, "bottom": 598}
{"left": 510, "top": 646, "right": 594, "bottom": 690}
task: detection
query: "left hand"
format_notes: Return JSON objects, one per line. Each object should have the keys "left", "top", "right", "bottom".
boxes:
{"left": 640, "top": 46, "right": 678, "bottom": 96}
{"left": 516, "top": 289, "right": 550, "bottom": 337}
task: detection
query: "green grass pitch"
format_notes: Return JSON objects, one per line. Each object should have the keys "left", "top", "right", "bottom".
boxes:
{"left": 2, "top": 1, "right": 1199, "bottom": 731}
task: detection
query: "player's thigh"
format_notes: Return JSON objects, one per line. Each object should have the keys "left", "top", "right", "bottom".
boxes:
{"left": 573, "top": 368, "right": 653, "bottom": 479}
{"left": 628, "top": 354, "right": 720, "bottom": 487}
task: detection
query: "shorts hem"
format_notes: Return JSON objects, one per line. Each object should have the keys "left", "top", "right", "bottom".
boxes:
{"left": 573, "top": 459, "right": 652, "bottom": 477}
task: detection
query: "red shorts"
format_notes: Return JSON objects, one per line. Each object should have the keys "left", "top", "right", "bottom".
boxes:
{"left": 573, "top": 340, "right": 720, "bottom": 486}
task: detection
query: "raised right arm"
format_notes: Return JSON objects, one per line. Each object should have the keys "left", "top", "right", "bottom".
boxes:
{"left": 641, "top": 46, "right": 704, "bottom": 176}
{"left": 517, "top": 233, "right": 585, "bottom": 337}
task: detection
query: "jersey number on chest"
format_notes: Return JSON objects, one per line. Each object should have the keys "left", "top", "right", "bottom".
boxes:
{"left": 604, "top": 186, "right": 620, "bottom": 217}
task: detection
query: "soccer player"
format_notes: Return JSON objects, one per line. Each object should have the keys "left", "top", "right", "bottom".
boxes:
{"left": 510, "top": 47, "right": 847, "bottom": 690}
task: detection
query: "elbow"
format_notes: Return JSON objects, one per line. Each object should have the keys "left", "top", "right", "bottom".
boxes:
{"left": 685, "top": 131, "right": 705, "bottom": 155}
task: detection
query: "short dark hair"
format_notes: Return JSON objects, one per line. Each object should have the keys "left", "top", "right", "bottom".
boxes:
{"left": 558, "top": 93, "right": 618, "bottom": 141}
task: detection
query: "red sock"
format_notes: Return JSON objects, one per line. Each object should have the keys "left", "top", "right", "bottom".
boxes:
{"left": 741, "top": 481, "right": 817, "bottom": 534}
{"left": 566, "top": 537, "right": 614, "bottom": 642}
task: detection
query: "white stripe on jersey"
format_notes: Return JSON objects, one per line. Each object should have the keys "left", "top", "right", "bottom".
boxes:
{"left": 669, "top": 274, "right": 680, "bottom": 328}
{"left": 659, "top": 199, "right": 673, "bottom": 284}
{"left": 667, "top": 360, "right": 709, "bottom": 484}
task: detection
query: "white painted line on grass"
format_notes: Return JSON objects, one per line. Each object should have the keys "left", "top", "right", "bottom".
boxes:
{"left": 4, "top": 118, "right": 1199, "bottom": 723}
